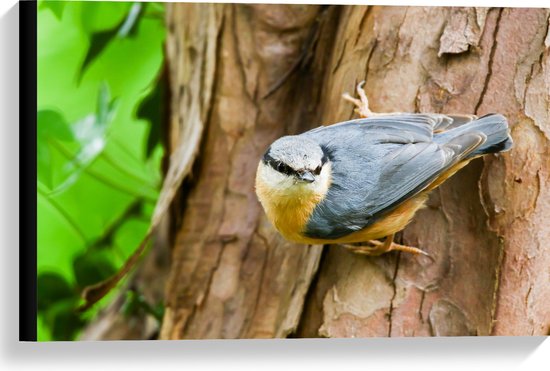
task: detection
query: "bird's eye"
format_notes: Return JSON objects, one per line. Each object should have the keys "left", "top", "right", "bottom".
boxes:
{"left": 273, "top": 161, "right": 294, "bottom": 176}
{"left": 314, "top": 165, "right": 322, "bottom": 175}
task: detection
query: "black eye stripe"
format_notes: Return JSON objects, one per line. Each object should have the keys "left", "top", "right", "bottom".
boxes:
{"left": 271, "top": 161, "right": 294, "bottom": 176}
{"left": 262, "top": 149, "right": 327, "bottom": 177}
{"left": 266, "top": 160, "right": 323, "bottom": 177}
{"left": 277, "top": 162, "right": 294, "bottom": 176}
{"left": 261, "top": 153, "right": 292, "bottom": 175}
{"left": 313, "top": 165, "right": 322, "bottom": 175}
{"left": 262, "top": 149, "right": 274, "bottom": 164}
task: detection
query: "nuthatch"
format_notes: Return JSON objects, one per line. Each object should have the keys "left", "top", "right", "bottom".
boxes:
{"left": 255, "top": 82, "right": 513, "bottom": 256}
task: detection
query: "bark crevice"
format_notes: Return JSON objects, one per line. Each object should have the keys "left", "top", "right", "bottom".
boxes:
{"left": 474, "top": 8, "right": 503, "bottom": 114}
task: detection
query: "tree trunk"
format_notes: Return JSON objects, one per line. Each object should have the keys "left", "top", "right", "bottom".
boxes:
{"left": 89, "top": 4, "right": 550, "bottom": 339}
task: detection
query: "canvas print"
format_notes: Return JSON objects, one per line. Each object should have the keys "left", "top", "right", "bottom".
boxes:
{"left": 32, "top": 1, "right": 550, "bottom": 341}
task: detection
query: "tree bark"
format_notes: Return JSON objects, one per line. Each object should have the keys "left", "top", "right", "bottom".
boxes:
{"left": 295, "top": 5, "right": 550, "bottom": 338}
{"left": 160, "top": 3, "right": 334, "bottom": 339}
{"left": 92, "top": 4, "right": 550, "bottom": 339}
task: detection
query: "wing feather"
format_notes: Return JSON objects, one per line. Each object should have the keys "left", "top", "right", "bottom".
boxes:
{"left": 303, "top": 114, "right": 486, "bottom": 239}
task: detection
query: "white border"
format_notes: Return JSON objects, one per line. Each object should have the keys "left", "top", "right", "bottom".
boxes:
{"left": 1, "top": 1, "right": 548, "bottom": 370}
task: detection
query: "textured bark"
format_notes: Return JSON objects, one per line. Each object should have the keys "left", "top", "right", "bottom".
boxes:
{"left": 158, "top": 3, "right": 345, "bottom": 339}
{"left": 89, "top": 4, "right": 550, "bottom": 339}
{"left": 296, "top": 5, "right": 550, "bottom": 338}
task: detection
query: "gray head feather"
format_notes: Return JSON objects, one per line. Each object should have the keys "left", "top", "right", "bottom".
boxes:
{"left": 266, "top": 136, "right": 325, "bottom": 172}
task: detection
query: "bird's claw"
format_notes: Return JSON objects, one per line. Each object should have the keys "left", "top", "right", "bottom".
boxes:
{"left": 342, "top": 80, "right": 375, "bottom": 118}
{"left": 340, "top": 239, "right": 432, "bottom": 259}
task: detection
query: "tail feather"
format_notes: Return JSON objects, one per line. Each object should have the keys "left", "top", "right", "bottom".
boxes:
{"left": 434, "top": 113, "right": 513, "bottom": 157}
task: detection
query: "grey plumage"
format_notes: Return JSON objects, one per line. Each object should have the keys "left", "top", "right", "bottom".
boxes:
{"left": 266, "top": 136, "right": 325, "bottom": 172}
{"left": 297, "top": 113, "right": 512, "bottom": 239}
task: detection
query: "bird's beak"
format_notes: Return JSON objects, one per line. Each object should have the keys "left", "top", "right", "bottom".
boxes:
{"left": 298, "top": 171, "right": 315, "bottom": 183}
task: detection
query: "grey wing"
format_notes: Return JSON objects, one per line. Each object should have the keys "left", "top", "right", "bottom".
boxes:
{"left": 303, "top": 114, "right": 485, "bottom": 240}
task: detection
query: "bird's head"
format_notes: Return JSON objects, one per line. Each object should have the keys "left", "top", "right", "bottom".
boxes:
{"left": 255, "top": 136, "right": 331, "bottom": 200}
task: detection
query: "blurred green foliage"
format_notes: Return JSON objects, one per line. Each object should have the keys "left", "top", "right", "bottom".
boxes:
{"left": 37, "top": 1, "right": 166, "bottom": 341}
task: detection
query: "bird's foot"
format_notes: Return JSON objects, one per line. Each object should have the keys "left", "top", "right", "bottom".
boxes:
{"left": 342, "top": 81, "right": 376, "bottom": 118}
{"left": 341, "top": 238, "right": 430, "bottom": 257}
{"left": 342, "top": 81, "right": 375, "bottom": 118}
{"left": 343, "top": 81, "right": 404, "bottom": 119}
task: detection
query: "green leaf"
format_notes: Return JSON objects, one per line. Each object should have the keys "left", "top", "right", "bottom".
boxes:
{"left": 37, "top": 109, "right": 74, "bottom": 188}
{"left": 37, "top": 0, "right": 165, "bottom": 341}
{"left": 38, "top": 110, "right": 74, "bottom": 142}
{"left": 71, "top": 83, "right": 116, "bottom": 165}
{"left": 37, "top": 140, "right": 53, "bottom": 188}
{"left": 73, "top": 249, "right": 117, "bottom": 289}
{"left": 136, "top": 71, "right": 166, "bottom": 159}
{"left": 39, "top": 0, "right": 66, "bottom": 21}
{"left": 37, "top": 272, "right": 74, "bottom": 311}
{"left": 47, "top": 83, "right": 118, "bottom": 194}
{"left": 79, "top": 3, "right": 144, "bottom": 80}
{"left": 37, "top": 314, "right": 53, "bottom": 341}
{"left": 79, "top": 28, "right": 118, "bottom": 82}
{"left": 45, "top": 299, "right": 84, "bottom": 340}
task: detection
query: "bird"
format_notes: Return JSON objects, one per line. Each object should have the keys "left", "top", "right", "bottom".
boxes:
{"left": 255, "top": 82, "right": 513, "bottom": 256}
